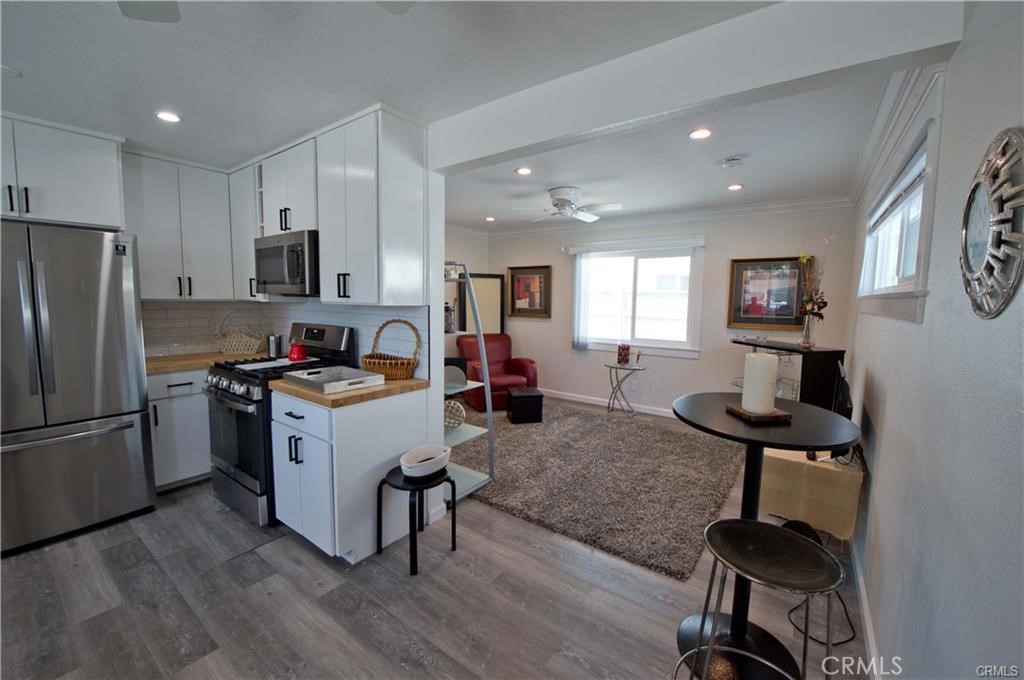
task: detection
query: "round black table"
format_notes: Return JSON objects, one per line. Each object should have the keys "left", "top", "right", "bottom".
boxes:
{"left": 672, "top": 392, "right": 859, "bottom": 679}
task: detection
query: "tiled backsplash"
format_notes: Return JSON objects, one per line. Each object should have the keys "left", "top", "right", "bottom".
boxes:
{"left": 142, "top": 300, "right": 430, "bottom": 379}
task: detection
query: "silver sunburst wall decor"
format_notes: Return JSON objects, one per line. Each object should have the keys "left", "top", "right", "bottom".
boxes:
{"left": 960, "top": 127, "right": 1024, "bottom": 318}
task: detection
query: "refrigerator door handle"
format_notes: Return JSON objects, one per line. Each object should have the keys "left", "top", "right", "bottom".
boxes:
{"left": 33, "top": 261, "right": 57, "bottom": 394}
{"left": 1, "top": 421, "right": 134, "bottom": 454}
{"left": 16, "top": 261, "right": 39, "bottom": 395}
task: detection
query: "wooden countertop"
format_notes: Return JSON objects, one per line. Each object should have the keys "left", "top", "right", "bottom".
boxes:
{"left": 145, "top": 351, "right": 266, "bottom": 375}
{"left": 269, "top": 378, "right": 430, "bottom": 409}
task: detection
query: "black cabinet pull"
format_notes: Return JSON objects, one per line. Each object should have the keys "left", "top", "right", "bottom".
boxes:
{"left": 283, "top": 207, "right": 291, "bottom": 231}
{"left": 6, "top": 185, "right": 13, "bottom": 212}
{"left": 187, "top": 276, "right": 193, "bottom": 297}
{"left": 341, "top": 273, "right": 351, "bottom": 298}
{"left": 294, "top": 436, "right": 303, "bottom": 464}
{"left": 22, "top": 187, "right": 29, "bottom": 213}
{"left": 249, "top": 277, "right": 256, "bottom": 298}
{"left": 166, "top": 381, "right": 193, "bottom": 388}
{"left": 287, "top": 434, "right": 296, "bottom": 462}
{"left": 152, "top": 403, "right": 159, "bottom": 427}
{"left": 278, "top": 208, "right": 284, "bottom": 231}
{"left": 284, "top": 411, "right": 305, "bottom": 420}
{"left": 177, "top": 276, "right": 183, "bottom": 297}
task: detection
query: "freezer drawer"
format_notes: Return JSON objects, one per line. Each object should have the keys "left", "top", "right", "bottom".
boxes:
{"left": 1, "top": 412, "right": 155, "bottom": 551}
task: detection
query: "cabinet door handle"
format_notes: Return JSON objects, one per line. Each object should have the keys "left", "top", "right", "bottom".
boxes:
{"left": 284, "top": 410, "right": 305, "bottom": 420}
{"left": 166, "top": 381, "right": 193, "bottom": 388}
{"left": 341, "top": 273, "right": 351, "bottom": 298}
{"left": 279, "top": 208, "right": 284, "bottom": 231}
{"left": 287, "top": 434, "right": 296, "bottom": 462}
{"left": 187, "top": 276, "right": 193, "bottom": 297}
{"left": 152, "top": 403, "right": 159, "bottom": 427}
{"left": 294, "top": 436, "right": 303, "bottom": 464}
{"left": 249, "top": 277, "right": 256, "bottom": 298}
{"left": 22, "top": 187, "right": 29, "bottom": 213}
{"left": 283, "top": 207, "right": 291, "bottom": 231}
{"left": 6, "top": 185, "right": 13, "bottom": 212}
{"left": 177, "top": 276, "right": 183, "bottom": 297}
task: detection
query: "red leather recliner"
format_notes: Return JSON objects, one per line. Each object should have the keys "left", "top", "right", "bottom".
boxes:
{"left": 456, "top": 333, "right": 538, "bottom": 411}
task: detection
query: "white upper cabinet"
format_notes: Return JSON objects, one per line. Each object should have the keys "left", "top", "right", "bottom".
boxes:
{"left": 260, "top": 139, "right": 316, "bottom": 233}
{"left": 123, "top": 152, "right": 233, "bottom": 300}
{"left": 179, "top": 165, "right": 233, "bottom": 300}
{"left": 6, "top": 119, "right": 124, "bottom": 228}
{"left": 316, "top": 111, "right": 424, "bottom": 306}
{"left": 229, "top": 166, "right": 266, "bottom": 301}
{"left": 123, "top": 154, "right": 183, "bottom": 299}
{"left": 2, "top": 119, "right": 18, "bottom": 217}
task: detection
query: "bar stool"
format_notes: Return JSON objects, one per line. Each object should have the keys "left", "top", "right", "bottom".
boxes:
{"left": 376, "top": 466, "right": 456, "bottom": 575}
{"left": 674, "top": 519, "right": 844, "bottom": 680}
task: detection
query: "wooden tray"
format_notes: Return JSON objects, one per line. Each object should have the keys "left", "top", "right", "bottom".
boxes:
{"left": 726, "top": 403, "right": 793, "bottom": 425}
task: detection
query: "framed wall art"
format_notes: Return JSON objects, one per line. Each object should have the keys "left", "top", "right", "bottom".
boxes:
{"left": 508, "top": 265, "right": 552, "bottom": 318}
{"left": 727, "top": 257, "right": 806, "bottom": 331}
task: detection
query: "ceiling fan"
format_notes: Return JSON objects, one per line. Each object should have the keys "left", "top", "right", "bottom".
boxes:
{"left": 117, "top": 1, "right": 181, "bottom": 23}
{"left": 529, "top": 186, "right": 623, "bottom": 223}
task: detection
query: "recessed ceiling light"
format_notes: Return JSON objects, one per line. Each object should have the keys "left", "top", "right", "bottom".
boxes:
{"left": 514, "top": 167, "right": 533, "bottom": 176}
{"left": 156, "top": 111, "right": 180, "bottom": 123}
{"left": 688, "top": 128, "right": 712, "bottom": 140}
{"left": 485, "top": 216, "right": 496, "bottom": 222}
{"left": 728, "top": 184, "right": 744, "bottom": 191}
{"left": 1, "top": 65, "right": 23, "bottom": 78}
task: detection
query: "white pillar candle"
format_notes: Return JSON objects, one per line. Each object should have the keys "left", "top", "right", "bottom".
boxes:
{"left": 742, "top": 352, "right": 778, "bottom": 414}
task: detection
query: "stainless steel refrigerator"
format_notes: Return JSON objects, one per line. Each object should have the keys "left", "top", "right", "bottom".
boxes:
{"left": 1, "top": 221, "right": 154, "bottom": 552}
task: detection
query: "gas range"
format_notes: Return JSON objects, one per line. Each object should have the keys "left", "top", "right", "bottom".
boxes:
{"left": 205, "top": 357, "right": 330, "bottom": 401}
{"left": 204, "top": 322, "right": 356, "bottom": 528}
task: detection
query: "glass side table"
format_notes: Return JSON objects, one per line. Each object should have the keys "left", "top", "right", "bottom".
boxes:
{"left": 604, "top": 363, "right": 646, "bottom": 416}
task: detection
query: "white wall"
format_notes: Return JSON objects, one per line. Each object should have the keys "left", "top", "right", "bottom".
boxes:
{"left": 484, "top": 207, "right": 856, "bottom": 414}
{"left": 445, "top": 227, "right": 491, "bottom": 272}
{"left": 142, "top": 300, "right": 429, "bottom": 380}
{"left": 846, "top": 3, "right": 1023, "bottom": 676}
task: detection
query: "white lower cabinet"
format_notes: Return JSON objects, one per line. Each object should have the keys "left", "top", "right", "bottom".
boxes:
{"left": 148, "top": 371, "right": 211, "bottom": 490}
{"left": 271, "top": 421, "right": 335, "bottom": 554}
{"left": 270, "top": 388, "right": 428, "bottom": 562}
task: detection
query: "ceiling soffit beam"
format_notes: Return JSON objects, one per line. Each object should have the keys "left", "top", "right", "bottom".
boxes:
{"left": 427, "top": 2, "right": 963, "bottom": 175}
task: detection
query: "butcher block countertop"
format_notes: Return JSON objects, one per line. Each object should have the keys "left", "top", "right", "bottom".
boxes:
{"left": 145, "top": 351, "right": 265, "bottom": 375}
{"left": 269, "top": 378, "right": 430, "bottom": 408}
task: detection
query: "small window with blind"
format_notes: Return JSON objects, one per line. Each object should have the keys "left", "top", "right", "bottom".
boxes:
{"left": 860, "top": 146, "right": 927, "bottom": 295}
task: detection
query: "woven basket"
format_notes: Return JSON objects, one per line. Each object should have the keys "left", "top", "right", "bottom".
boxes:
{"left": 211, "top": 311, "right": 266, "bottom": 355}
{"left": 361, "top": 319, "right": 421, "bottom": 380}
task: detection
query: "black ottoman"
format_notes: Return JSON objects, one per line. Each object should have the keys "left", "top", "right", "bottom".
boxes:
{"left": 507, "top": 387, "right": 543, "bottom": 424}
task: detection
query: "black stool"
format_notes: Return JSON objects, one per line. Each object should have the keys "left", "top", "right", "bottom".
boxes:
{"left": 507, "top": 386, "right": 543, "bottom": 424}
{"left": 376, "top": 466, "right": 456, "bottom": 575}
{"left": 675, "top": 519, "right": 843, "bottom": 680}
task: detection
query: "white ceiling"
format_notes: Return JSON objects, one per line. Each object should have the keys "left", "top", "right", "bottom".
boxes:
{"left": 1, "top": 1, "right": 769, "bottom": 168}
{"left": 445, "top": 74, "right": 886, "bottom": 234}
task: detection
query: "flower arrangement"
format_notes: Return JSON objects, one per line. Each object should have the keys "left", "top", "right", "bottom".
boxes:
{"left": 798, "top": 235, "right": 837, "bottom": 321}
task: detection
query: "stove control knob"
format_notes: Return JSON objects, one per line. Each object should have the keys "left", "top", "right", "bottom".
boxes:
{"left": 205, "top": 374, "right": 216, "bottom": 385}
{"left": 250, "top": 386, "right": 262, "bottom": 401}
{"left": 218, "top": 377, "right": 229, "bottom": 389}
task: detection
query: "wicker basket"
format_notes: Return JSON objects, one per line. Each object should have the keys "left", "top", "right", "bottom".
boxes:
{"left": 211, "top": 311, "right": 266, "bottom": 355}
{"left": 361, "top": 318, "right": 421, "bottom": 380}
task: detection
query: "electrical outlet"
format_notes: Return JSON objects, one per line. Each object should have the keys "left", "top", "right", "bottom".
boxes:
{"left": 628, "top": 380, "right": 639, "bottom": 395}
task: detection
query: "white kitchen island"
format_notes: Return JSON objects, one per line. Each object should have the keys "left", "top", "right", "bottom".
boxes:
{"left": 267, "top": 378, "right": 432, "bottom": 563}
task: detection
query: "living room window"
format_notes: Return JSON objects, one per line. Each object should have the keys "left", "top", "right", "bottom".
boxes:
{"left": 859, "top": 145, "right": 927, "bottom": 295}
{"left": 570, "top": 237, "right": 704, "bottom": 358}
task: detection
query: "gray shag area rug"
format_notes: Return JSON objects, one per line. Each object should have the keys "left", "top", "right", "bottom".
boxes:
{"left": 450, "top": 399, "right": 744, "bottom": 581}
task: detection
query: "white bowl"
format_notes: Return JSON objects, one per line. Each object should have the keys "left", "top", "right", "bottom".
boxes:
{"left": 400, "top": 444, "right": 451, "bottom": 477}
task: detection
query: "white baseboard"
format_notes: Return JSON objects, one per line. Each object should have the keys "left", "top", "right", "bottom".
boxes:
{"left": 541, "top": 388, "right": 676, "bottom": 419}
{"left": 849, "top": 538, "right": 881, "bottom": 680}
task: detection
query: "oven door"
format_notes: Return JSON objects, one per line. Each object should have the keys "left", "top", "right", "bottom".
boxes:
{"left": 205, "top": 388, "right": 267, "bottom": 495}
{"left": 254, "top": 230, "right": 318, "bottom": 296}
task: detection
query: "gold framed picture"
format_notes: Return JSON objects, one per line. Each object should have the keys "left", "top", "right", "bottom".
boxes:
{"left": 727, "top": 257, "right": 807, "bottom": 331}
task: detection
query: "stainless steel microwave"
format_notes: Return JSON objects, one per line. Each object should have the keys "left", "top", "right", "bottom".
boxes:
{"left": 254, "top": 230, "right": 319, "bottom": 296}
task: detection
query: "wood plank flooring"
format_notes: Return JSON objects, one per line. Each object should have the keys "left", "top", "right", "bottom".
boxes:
{"left": 2, "top": 402, "right": 867, "bottom": 679}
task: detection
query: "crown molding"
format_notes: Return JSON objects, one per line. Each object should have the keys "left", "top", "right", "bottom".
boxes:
{"left": 849, "top": 64, "right": 947, "bottom": 208}
{"left": 2, "top": 111, "right": 125, "bottom": 143}
{"left": 445, "top": 224, "right": 491, "bottom": 240}
{"left": 487, "top": 195, "right": 855, "bottom": 241}
{"left": 122, "top": 147, "right": 229, "bottom": 173}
